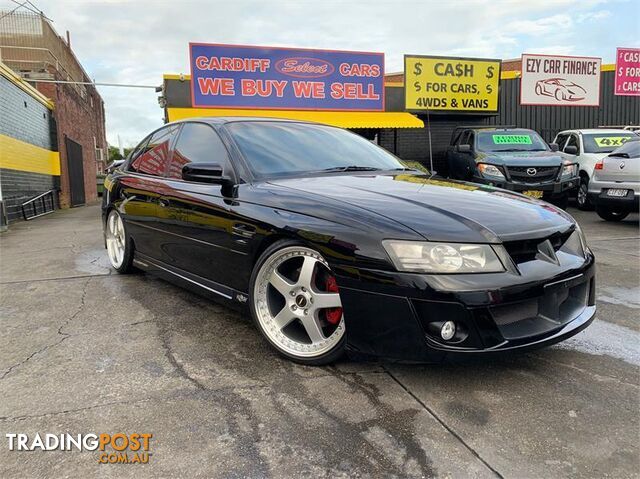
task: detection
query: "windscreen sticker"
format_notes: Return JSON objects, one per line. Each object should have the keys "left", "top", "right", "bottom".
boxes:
{"left": 593, "top": 136, "right": 633, "bottom": 147}
{"left": 492, "top": 134, "right": 533, "bottom": 145}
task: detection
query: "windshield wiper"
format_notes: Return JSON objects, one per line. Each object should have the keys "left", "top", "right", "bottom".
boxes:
{"left": 319, "top": 165, "right": 382, "bottom": 172}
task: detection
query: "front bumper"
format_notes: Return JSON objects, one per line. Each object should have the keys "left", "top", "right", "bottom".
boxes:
{"left": 472, "top": 176, "right": 578, "bottom": 200}
{"left": 334, "top": 253, "right": 596, "bottom": 362}
{"left": 588, "top": 180, "right": 640, "bottom": 211}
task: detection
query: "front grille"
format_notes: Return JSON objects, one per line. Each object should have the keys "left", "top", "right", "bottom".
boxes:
{"left": 506, "top": 166, "right": 559, "bottom": 184}
{"left": 503, "top": 229, "right": 572, "bottom": 264}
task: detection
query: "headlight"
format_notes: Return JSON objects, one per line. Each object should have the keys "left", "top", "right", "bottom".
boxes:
{"left": 559, "top": 224, "right": 589, "bottom": 258}
{"left": 477, "top": 164, "right": 505, "bottom": 179}
{"left": 382, "top": 240, "right": 505, "bottom": 273}
{"left": 561, "top": 162, "right": 578, "bottom": 178}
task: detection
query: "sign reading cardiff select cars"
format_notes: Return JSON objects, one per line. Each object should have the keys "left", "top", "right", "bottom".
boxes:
{"left": 404, "top": 55, "right": 501, "bottom": 113}
{"left": 189, "top": 43, "right": 384, "bottom": 110}
{"left": 521, "top": 53, "right": 602, "bottom": 106}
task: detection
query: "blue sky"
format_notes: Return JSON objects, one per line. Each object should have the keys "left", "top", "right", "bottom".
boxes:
{"left": 1, "top": 0, "right": 638, "bottom": 146}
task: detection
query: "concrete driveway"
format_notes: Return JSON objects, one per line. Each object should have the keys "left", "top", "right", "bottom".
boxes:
{"left": 0, "top": 204, "right": 638, "bottom": 478}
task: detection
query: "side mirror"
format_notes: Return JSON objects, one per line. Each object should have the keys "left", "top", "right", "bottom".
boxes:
{"left": 549, "top": 143, "right": 559, "bottom": 152}
{"left": 564, "top": 145, "right": 578, "bottom": 155}
{"left": 457, "top": 144, "right": 471, "bottom": 153}
{"left": 182, "top": 163, "right": 232, "bottom": 184}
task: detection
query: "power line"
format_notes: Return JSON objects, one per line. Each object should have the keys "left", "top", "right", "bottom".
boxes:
{"left": 27, "top": 78, "right": 160, "bottom": 89}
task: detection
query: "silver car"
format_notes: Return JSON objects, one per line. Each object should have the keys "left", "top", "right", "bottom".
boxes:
{"left": 588, "top": 138, "right": 640, "bottom": 221}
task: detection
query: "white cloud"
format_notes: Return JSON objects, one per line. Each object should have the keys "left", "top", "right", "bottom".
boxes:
{"left": 1, "top": 0, "right": 631, "bottom": 146}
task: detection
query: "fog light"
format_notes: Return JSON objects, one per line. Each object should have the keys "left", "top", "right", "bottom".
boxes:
{"left": 441, "top": 321, "right": 456, "bottom": 341}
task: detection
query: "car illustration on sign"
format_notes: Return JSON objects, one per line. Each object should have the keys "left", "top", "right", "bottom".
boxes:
{"left": 535, "top": 78, "right": 587, "bottom": 102}
{"left": 103, "top": 118, "right": 595, "bottom": 365}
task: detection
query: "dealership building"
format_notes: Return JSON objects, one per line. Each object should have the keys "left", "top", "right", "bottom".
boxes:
{"left": 161, "top": 47, "right": 639, "bottom": 175}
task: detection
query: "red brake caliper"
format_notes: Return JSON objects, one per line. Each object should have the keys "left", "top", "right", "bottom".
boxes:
{"left": 324, "top": 275, "right": 343, "bottom": 325}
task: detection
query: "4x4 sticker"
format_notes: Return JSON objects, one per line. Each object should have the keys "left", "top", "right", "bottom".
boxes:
{"left": 492, "top": 134, "right": 533, "bottom": 145}
{"left": 593, "top": 136, "right": 632, "bottom": 147}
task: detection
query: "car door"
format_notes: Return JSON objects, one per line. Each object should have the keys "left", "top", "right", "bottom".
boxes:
{"left": 118, "top": 125, "right": 180, "bottom": 261}
{"left": 450, "top": 130, "right": 470, "bottom": 179}
{"left": 157, "top": 122, "right": 251, "bottom": 290}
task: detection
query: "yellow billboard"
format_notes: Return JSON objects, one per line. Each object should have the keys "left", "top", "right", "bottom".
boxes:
{"left": 404, "top": 55, "right": 501, "bottom": 113}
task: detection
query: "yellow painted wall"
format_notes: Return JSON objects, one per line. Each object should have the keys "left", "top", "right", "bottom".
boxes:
{"left": 0, "top": 134, "right": 60, "bottom": 176}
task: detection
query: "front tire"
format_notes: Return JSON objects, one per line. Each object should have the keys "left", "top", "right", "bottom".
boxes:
{"left": 596, "top": 206, "right": 630, "bottom": 222}
{"left": 249, "top": 240, "right": 345, "bottom": 365}
{"left": 105, "top": 209, "right": 135, "bottom": 273}
{"left": 577, "top": 177, "right": 592, "bottom": 210}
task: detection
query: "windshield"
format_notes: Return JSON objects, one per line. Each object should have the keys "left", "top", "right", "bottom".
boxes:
{"left": 583, "top": 133, "right": 638, "bottom": 153}
{"left": 227, "top": 121, "right": 410, "bottom": 178}
{"left": 476, "top": 131, "right": 549, "bottom": 152}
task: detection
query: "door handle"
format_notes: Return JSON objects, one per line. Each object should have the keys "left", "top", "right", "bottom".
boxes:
{"left": 158, "top": 198, "right": 169, "bottom": 208}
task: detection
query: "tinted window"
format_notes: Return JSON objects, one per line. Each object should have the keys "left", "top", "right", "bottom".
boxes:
{"left": 565, "top": 135, "right": 580, "bottom": 154}
{"left": 609, "top": 138, "right": 640, "bottom": 158}
{"left": 476, "top": 130, "right": 548, "bottom": 152}
{"left": 582, "top": 133, "right": 637, "bottom": 153}
{"left": 168, "top": 123, "right": 231, "bottom": 180}
{"left": 129, "top": 125, "right": 180, "bottom": 176}
{"left": 554, "top": 133, "right": 569, "bottom": 149}
{"left": 228, "top": 122, "right": 405, "bottom": 178}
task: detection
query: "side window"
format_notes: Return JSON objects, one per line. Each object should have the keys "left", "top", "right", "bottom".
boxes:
{"left": 565, "top": 134, "right": 580, "bottom": 154}
{"left": 126, "top": 135, "right": 151, "bottom": 168}
{"left": 168, "top": 123, "right": 232, "bottom": 180}
{"left": 129, "top": 125, "right": 180, "bottom": 176}
{"left": 555, "top": 133, "right": 569, "bottom": 149}
{"left": 467, "top": 131, "right": 475, "bottom": 149}
{"left": 458, "top": 131, "right": 470, "bottom": 146}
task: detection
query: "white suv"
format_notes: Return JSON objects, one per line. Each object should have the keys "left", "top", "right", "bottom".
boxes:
{"left": 553, "top": 129, "right": 639, "bottom": 209}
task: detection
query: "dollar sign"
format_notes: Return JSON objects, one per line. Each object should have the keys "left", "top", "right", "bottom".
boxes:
{"left": 414, "top": 62, "right": 422, "bottom": 76}
{"left": 486, "top": 66, "right": 494, "bottom": 79}
{"left": 414, "top": 81, "right": 421, "bottom": 92}
{"left": 486, "top": 84, "right": 492, "bottom": 94}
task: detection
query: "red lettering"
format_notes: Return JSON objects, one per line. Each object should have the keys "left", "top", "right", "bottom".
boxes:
{"left": 292, "top": 81, "right": 325, "bottom": 98}
{"left": 338, "top": 63, "right": 381, "bottom": 77}
{"left": 241, "top": 79, "right": 288, "bottom": 97}
{"left": 330, "top": 82, "right": 379, "bottom": 100}
{"left": 198, "top": 77, "right": 234, "bottom": 95}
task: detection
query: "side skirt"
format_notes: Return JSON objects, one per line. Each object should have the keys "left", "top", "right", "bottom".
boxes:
{"left": 133, "top": 252, "right": 250, "bottom": 309}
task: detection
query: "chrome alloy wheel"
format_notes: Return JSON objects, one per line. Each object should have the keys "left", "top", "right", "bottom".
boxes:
{"left": 106, "top": 210, "right": 126, "bottom": 269}
{"left": 253, "top": 246, "right": 345, "bottom": 358}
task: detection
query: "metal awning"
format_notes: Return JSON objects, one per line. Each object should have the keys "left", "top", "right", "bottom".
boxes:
{"left": 166, "top": 108, "right": 424, "bottom": 128}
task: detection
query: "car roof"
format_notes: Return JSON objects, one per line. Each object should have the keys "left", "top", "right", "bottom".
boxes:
{"left": 557, "top": 128, "right": 635, "bottom": 135}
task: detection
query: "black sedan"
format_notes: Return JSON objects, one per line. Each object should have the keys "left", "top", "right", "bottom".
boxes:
{"left": 102, "top": 118, "right": 596, "bottom": 365}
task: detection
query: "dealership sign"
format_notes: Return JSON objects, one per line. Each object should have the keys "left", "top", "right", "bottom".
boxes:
{"left": 189, "top": 43, "right": 384, "bottom": 110}
{"left": 614, "top": 47, "right": 640, "bottom": 96}
{"left": 521, "top": 54, "right": 601, "bottom": 106}
{"left": 404, "top": 55, "right": 501, "bottom": 113}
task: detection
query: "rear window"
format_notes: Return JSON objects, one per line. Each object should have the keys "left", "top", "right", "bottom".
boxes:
{"left": 608, "top": 138, "right": 640, "bottom": 158}
{"left": 476, "top": 131, "right": 549, "bottom": 152}
{"left": 583, "top": 133, "right": 637, "bottom": 153}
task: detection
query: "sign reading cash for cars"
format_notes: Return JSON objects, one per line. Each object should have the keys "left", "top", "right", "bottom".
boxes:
{"left": 521, "top": 53, "right": 601, "bottom": 106}
{"left": 404, "top": 55, "right": 501, "bottom": 113}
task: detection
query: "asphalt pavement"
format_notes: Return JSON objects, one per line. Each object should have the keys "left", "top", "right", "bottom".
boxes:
{"left": 0, "top": 203, "right": 638, "bottom": 478}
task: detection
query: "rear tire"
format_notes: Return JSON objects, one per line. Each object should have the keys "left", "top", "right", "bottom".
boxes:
{"left": 249, "top": 240, "right": 345, "bottom": 366}
{"left": 105, "top": 209, "right": 135, "bottom": 274}
{"left": 596, "top": 206, "right": 629, "bottom": 222}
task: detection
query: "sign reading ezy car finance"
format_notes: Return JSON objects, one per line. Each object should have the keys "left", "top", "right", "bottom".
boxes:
{"left": 614, "top": 47, "right": 640, "bottom": 96}
{"left": 189, "top": 43, "right": 384, "bottom": 110}
{"left": 404, "top": 55, "right": 501, "bottom": 113}
{"left": 521, "top": 53, "right": 601, "bottom": 106}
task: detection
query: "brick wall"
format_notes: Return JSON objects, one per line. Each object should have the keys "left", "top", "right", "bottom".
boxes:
{"left": 36, "top": 78, "right": 107, "bottom": 207}
{"left": 0, "top": 75, "right": 58, "bottom": 223}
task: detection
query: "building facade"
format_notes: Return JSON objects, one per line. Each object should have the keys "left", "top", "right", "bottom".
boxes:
{"left": 0, "top": 10, "right": 107, "bottom": 218}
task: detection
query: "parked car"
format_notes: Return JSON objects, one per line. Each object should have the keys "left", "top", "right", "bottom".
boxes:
{"left": 588, "top": 138, "right": 640, "bottom": 221}
{"left": 446, "top": 126, "right": 578, "bottom": 208}
{"left": 553, "top": 129, "right": 639, "bottom": 209}
{"left": 103, "top": 118, "right": 595, "bottom": 365}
